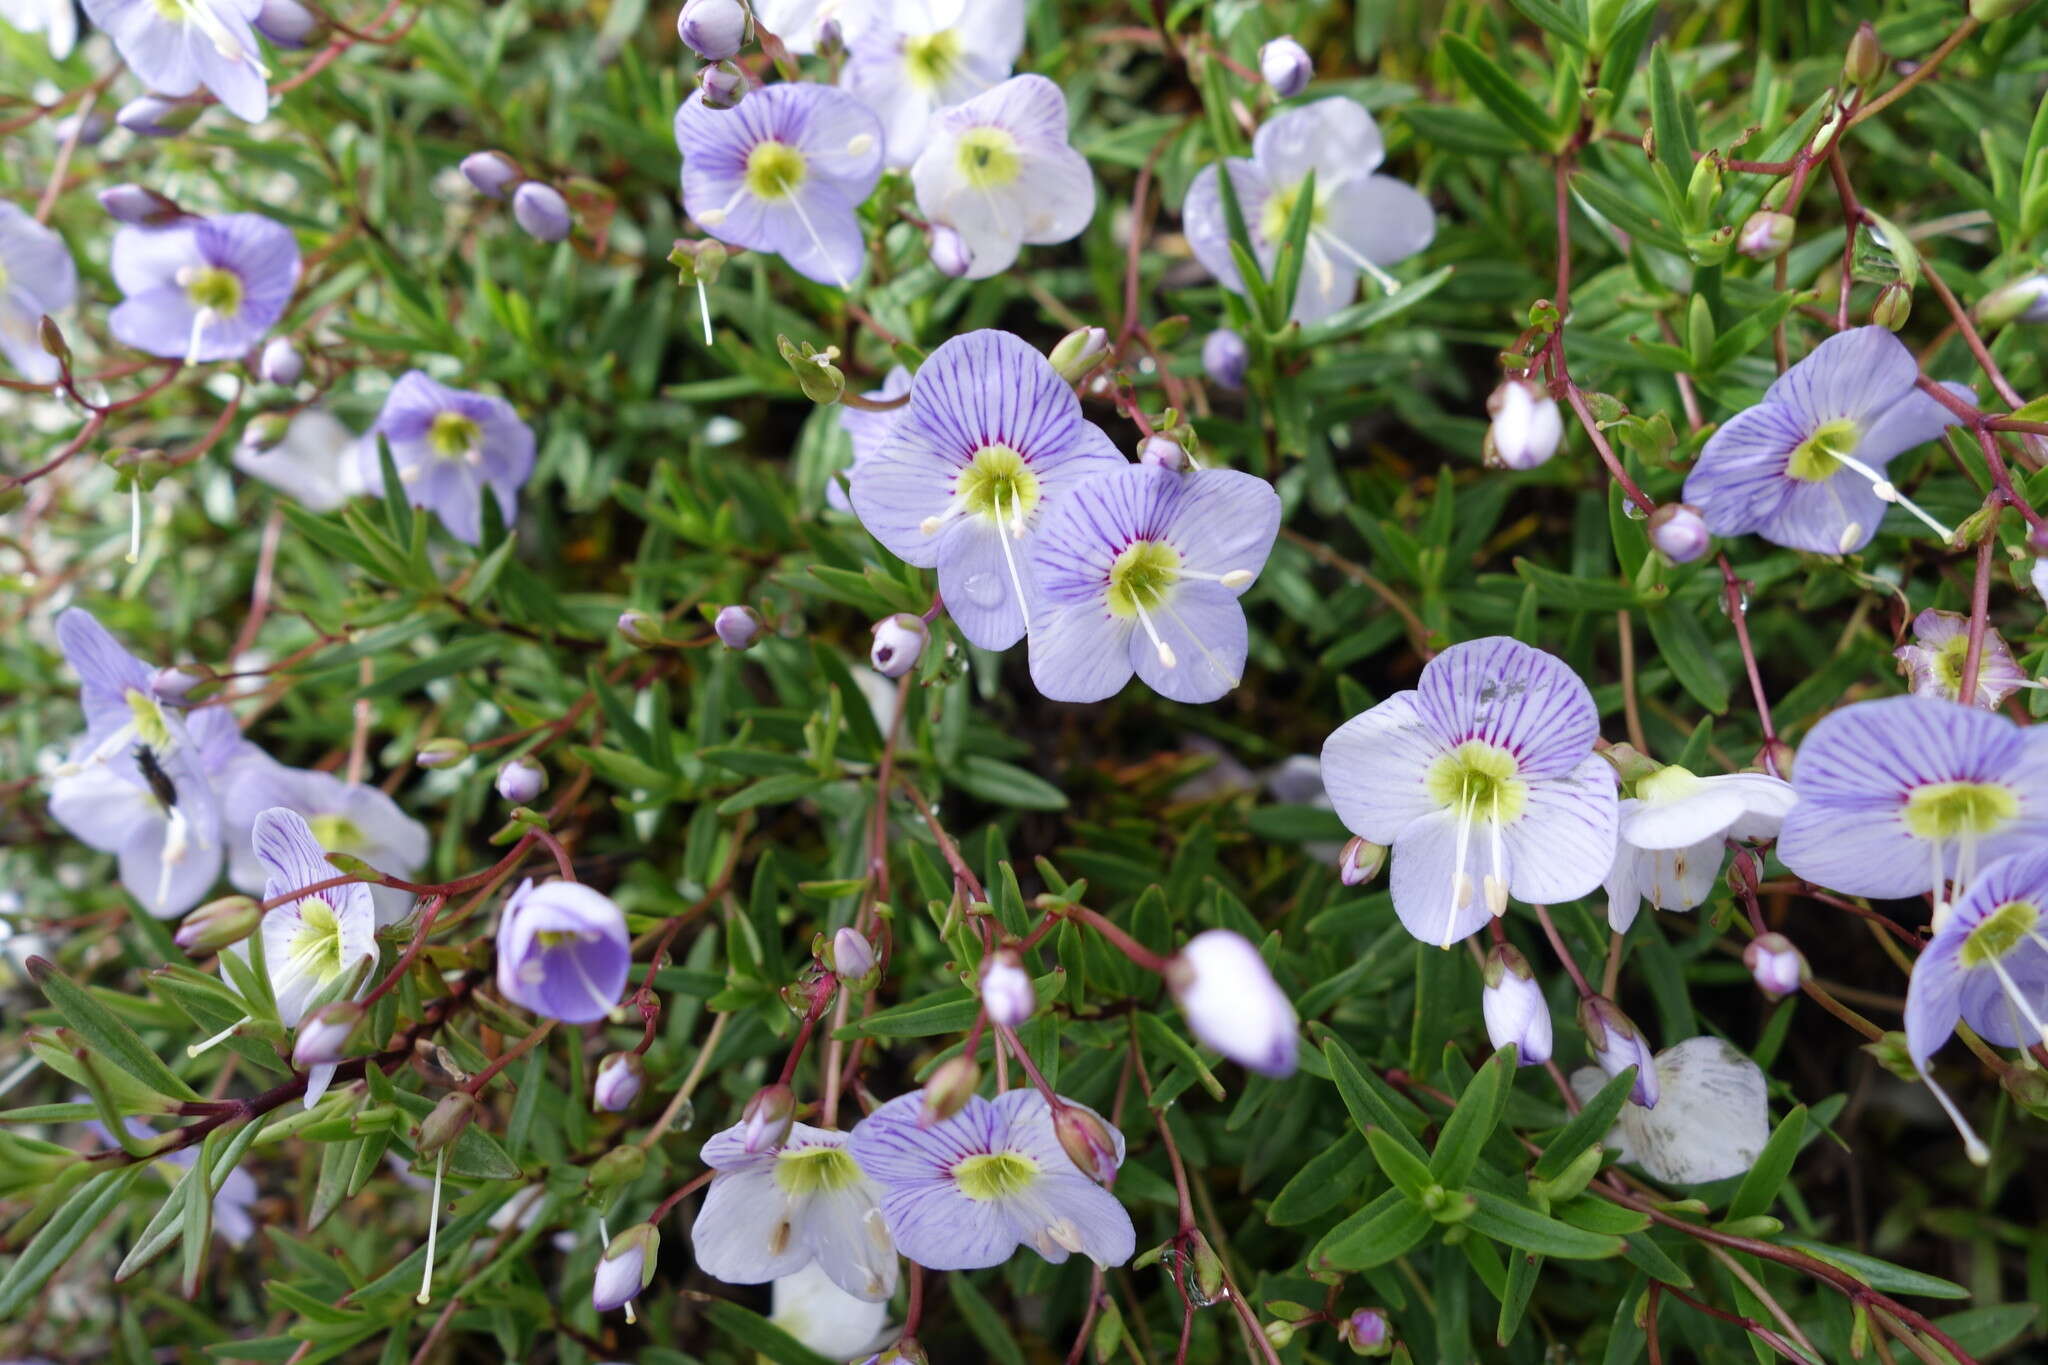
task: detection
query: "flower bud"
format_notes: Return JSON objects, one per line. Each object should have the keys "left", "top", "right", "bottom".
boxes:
{"left": 828, "top": 925, "right": 876, "bottom": 981}
{"left": 1338, "top": 836, "right": 1385, "bottom": 887}
{"left": 151, "top": 662, "right": 214, "bottom": 702}
{"left": 240, "top": 411, "right": 292, "bottom": 452}
{"left": 258, "top": 336, "right": 303, "bottom": 386}
{"left": 778, "top": 335, "right": 845, "bottom": 404}
{"left": 1258, "top": 36, "right": 1313, "bottom": 98}
{"left": 714, "top": 603, "right": 763, "bottom": 650}
{"left": 592, "top": 1051, "right": 645, "bottom": 1112}
{"left": 815, "top": 18, "right": 844, "bottom": 56}
{"left": 293, "top": 1001, "right": 362, "bottom": 1068}
{"left": 587, "top": 1143, "right": 647, "bottom": 1188}
{"left": 1138, "top": 435, "right": 1187, "bottom": 471}
{"left": 1202, "top": 328, "right": 1249, "bottom": 390}
{"left": 929, "top": 223, "right": 972, "bottom": 277}
{"left": 1873, "top": 281, "right": 1912, "bottom": 332}
{"left": 1647, "top": 503, "right": 1710, "bottom": 564}
{"left": 459, "top": 150, "right": 523, "bottom": 199}
{"left": 870, "top": 613, "right": 929, "bottom": 678}
{"left": 678, "top": 0, "right": 749, "bottom": 60}
{"left": 1578, "top": 996, "right": 1659, "bottom": 1108}
{"left": 495, "top": 756, "right": 546, "bottom": 805}
{"left": 254, "top": 0, "right": 320, "bottom": 47}
{"left": 415, "top": 738, "right": 470, "bottom": 769}
{"left": 617, "top": 610, "right": 665, "bottom": 649}
{"left": 980, "top": 950, "right": 1035, "bottom": 1028}
{"left": 920, "top": 1055, "right": 979, "bottom": 1124}
{"left": 1736, "top": 210, "right": 1795, "bottom": 262}
{"left": 1743, "top": 933, "right": 1806, "bottom": 1001}
{"left": 1970, "top": 0, "right": 2027, "bottom": 19}
{"left": 1480, "top": 945, "right": 1551, "bottom": 1066}
{"left": 1264, "top": 1320, "right": 1297, "bottom": 1349}
{"left": 173, "top": 894, "right": 260, "bottom": 955}
{"left": 1166, "top": 929, "right": 1299, "bottom": 1077}
{"left": 593, "top": 1222, "right": 659, "bottom": 1313}
{"left": 97, "top": 183, "right": 183, "bottom": 226}
{"left": 1484, "top": 378, "right": 1563, "bottom": 470}
{"left": 1843, "top": 22, "right": 1883, "bottom": 88}
{"left": 415, "top": 1091, "right": 482, "bottom": 1155}
{"left": 512, "top": 182, "right": 573, "bottom": 243}
{"left": 1976, "top": 274, "right": 2048, "bottom": 329}
{"left": 1052, "top": 1100, "right": 1122, "bottom": 1183}
{"left": 698, "top": 59, "right": 747, "bottom": 109}
{"left": 741, "top": 1082, "right": 796, "bottom": 1153}
{"left": 117, "top": 95, "right": 202, "bottom": 137}
{"left": 1340, "top": 1308, "right": 1392, "bottom": 1356}
{"left": 1048, "top": 326, "right": 1111, "bottom": 382}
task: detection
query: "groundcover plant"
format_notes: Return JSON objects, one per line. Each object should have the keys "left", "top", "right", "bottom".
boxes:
{"left": 4, "top": 0, "right": 2048, "bottom": 1361}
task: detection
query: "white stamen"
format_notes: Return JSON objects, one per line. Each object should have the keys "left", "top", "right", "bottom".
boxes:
{"left": 186, "top": 1013, "right": 252, "bottom": 1057}
{"left": 1917, "top": 1063, "right": 1990, "bottom": 1166}
{"left": 127, "top": 482, "right": 143, "bottom": 565}
{"left": 417, "top": 1148, "right": 445, "bottom": 1305}
{"left": 1132, "top": 599, "right": 1175, "bottom": 669}
{"left": 1986, "top": 954, "right": 2048, "bottom": 1048}
{"left": 1312, "top": 224, "right": 1403, "bottom": 293}
{"left": 696, "top": 279, "right": 714, "bottom": 347}
{"left": 1485, "top": 787, "right": 1508, "bottom": 916}
{"left": 1929, "top": 838, "right": 1950, "bottom": 930}
{"left": 696, "top": 208, "right": 728, "bottom": 227}
{"left": 183, "top": 306, "right": 216, "bottom": 368}
{"left": 156, "top": 806, "right": 192, "bottom": 905}
{"left": 1445, "top": 788, "right": 1477, "bottom": 949}
{"left": 780, "top": 188, "right": 852, "bottom": 292}
{"left": 920, "top": 494, "right": 970, "bottom": 537}
{"left": 399, "top": 464, "right": 424, "bottom": 485}
{"left": 1832, "top": 450, "right": 1954, "bottom": 543}
{"left": 846, "top": 133, "right": 875, "bottom": 158}
{"left": 990, "top": 488, "right": 1033, "bottom": 636}
{"left": 1837, "top": 521, "right": 1863, "bottom": 555}
{"left": 1217, "top": 568, "right": 1253, "bottom": 589}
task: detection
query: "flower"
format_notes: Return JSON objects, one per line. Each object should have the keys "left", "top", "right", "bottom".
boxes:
{"left": 678, "top": 0, "right": 749, "bottom": 60}
{"left": 1202, "top": 328, "right": 1248, "bottom": 390}
{"left": 232, "top": 407, "right": 369, "bottom": 512}
{"left": 1777, "top": 694, "right": 2048, "bottom": 905}
{"left": 848, "top": 329, "right": 1125, "bottom": 651}
{"left": 109, "top": 213, "right": 299, "bottom": 365}
{"left": 494, "top": 879, "right": 631, "bottom": 1024}
{"left": 593, "top": 1223, "right": 658, "bottom": 1314}
{"left": 52, "top": 608, "right": 245, "bottom": 773}
{"left": 83, "top": 0, "right": 271, "bottom": 122}
{"left": 692, "top": 1118, "right": 898, "bottom": 1300}
{"left": 1028, "top": 464, "right": 1282, "bottom": 703}
{"left": 869, "top": 613, "right": 928, "bottom": 677}
{"left": 909, "top": 75, "right": 1094, "bottom": 279}
{"left": 358, "top": 370, "right": 537, "bottom": 545}
{"left": 1647, "top": 503, "right": 1710, "bottom": 563}
{"left": 1568, "top": 1036, "right": 1767, "bottom": 1182}
{"left": 840, "top": 0, "right": 1025, "bottom": 167}
{"left": 1603, "top": 764, "right": 1796, "bottom": 932}
{"left": 979, "top": 950, "right": 1034, "bottom": 1027}
{"left": 1578, "top": 995, "right": 1659, "bottom": 1108}
{"left": 1184, "top": 98, "right": 1435, "bottom": 325}
{"left": 253, "top": 807, "right": 376, "bottom": 1105}
{"left": 1893, "top": 608, "right": 2026, "bottom": 710}
{"left": 1481, "top": 944, "right": 1550, "bottom": 1066}
{"left": 1320, "top": 636, "right": 1619, "bottom": 947}
{"left": 1485, "top": 378, "right": 1562, "bottom": 470}
{"left": 715, "top": 604, "right": 764, "bottom": 649}
{"left": 0, "top": 201, "right": 78, "bottom": 384}
{"left": 98, "top": 183, "right": 185, "bottom": 226}
{"left": 221, "top": 756, "right": 427, "bottom": 926}
{"left": 1166, "top": 929, "right": 1298, "bottom": 1076}
{"left": 49, "top": 733, "right": 224, "bottom": 919}
{"left": 847, "top": 1090, "right": 1135, "bottom": 1270}
{"left": 675, "top": 82, "right": 886, "bottom": 289}
{"left": 1680, "top": 327, "right": 1972, "bottom": 555}
{"left": 0, "top": 0, "right": 78, "bottom": 57}
{"left": 752, "top": 0, "right": 856, "bottom": 53}
{"left": 592, "top": 1052, "right": 644, "bottom": 1112}
{"left": 1744, "top": 933, "right": 1805, "bottom": 999}
{"left": 495, "top": 757, "right": 545, "bottom": 805}
{"left": 770, "top": 1261, "right": 894, "bottom": 1359}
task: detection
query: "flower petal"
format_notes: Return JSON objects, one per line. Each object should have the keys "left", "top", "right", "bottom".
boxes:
{"left": 1763, "top": 326, "right": 1921, "bottom": 430}
{"left": 1321, "top": 691, "right": 1451, "bottom": 841}
{"left": 1388, "top": 805, "right": 1502, "bottom": 947}
{"left": 1133, "top": 582, "right": 1247, "bottom": 704}
{"left": 1415, "top": 636, "right": 1602, "bottom": 781}
{"left": 1500, "top": 753, "right": 1619, "bottom": 904}
{"left": 1251, "top": 97, "right": 1386, "bottom": 184}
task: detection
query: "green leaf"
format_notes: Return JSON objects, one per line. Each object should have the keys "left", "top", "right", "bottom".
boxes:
{"left": 1775, "top": 1238, "right": 1969, "bottom": 1299}
{"left": 1723, "top": 1104, "right": 1806, "bottom": 1224}
{"left": 1513, "top": 558, "right": 1649, "bottom": 611}
{"left": 700, "top": 1300, "right": 834, "bottom": 1365}
{"left": 1135, "top": 1011, "right": 1227, "bottom": 1101}
{"left": 1267, "top": 1131, "right": 1373, "bottom": 1226}
{"left": 0, "top": 1165, "right": 145, "bottom": 1318}
{"left": 1647, "top": 46, "right": 1696, "bottom": 195}
{"left": 1366, "top": 1126, "right": 1436, "bottom": 1203}
{"left": 1505, "top": 0, "right": 1588, "bottom": 48}
{"left": 1442, "top": 35, "right": 1561, "bottom": 153}
{"left": 949, "top": 1272, "right": 1028, "bottom": 1365}
{"left": 948, "top": 755, "right": 1068, "bottom": 811}
{"left": 1313, "top": 1188, "right": 1436, "bottom": 1270}
{"left": 1642, "top": 600, "right": 1731, "bottom": 713}
{"left": 1321, "top": 1034, "right": 1430, "bottom": 1161}
{"left": 30, "top": 960, "right": 201, "bottom": 1101}
{"left": 1533, "top": 1068, "right": 1634, "bottom": 1180}
{"left": 1467, "top": 1192, "right": 1626, "bottom": 1259}
{"left": 1430, "top": 1047, "right": 1514, "bottom": 1189}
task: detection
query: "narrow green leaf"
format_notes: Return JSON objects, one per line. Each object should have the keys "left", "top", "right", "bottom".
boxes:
{"left": 1533, "top": 1067, "right": 1634, "bottom": 1180}
{"left": 1647, "top": 46, "right": 1696, "bottom": 192}
{"left": 0, "top": 1166, "right": 144, "bottom": 1317}
{"left": 30, "top": 960, "right": 201, "bottom": 1101}
{"left": 1430, "top": 1047, "right": 1514, "bottom": 1188}
{"left": 1321, "top": 1035, "right": 1430, "bottom": 1161}
{"left": 1467, "top": 1192, "right": 1626, "bottom": 1259}
{"left": 1366, "top": 1126, "right": 1436, "bottom": 1202}
{"left": 1724, "top": 1105, "right": 1806, "bottom": 1224}
{"left": 1442, "top": 35, "right": 1561, "bottom": 153}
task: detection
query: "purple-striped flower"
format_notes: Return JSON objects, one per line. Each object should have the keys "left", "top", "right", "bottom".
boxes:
{"left": 1893, "top": 608, "right": 2026, "bottom": 710}
{"left": 840, "top": 0, "right": 1025, "bottom": 167}
{"left": 223, "top": 755, "right": 427, "bottom": 926}
{"left": 253, "top": 807, "right": 375, "bottom": 1106}
{"left": 0, "top": 202, "right": 76, "bottom": 384}
{"left": 110, "top": 214, "right": 299, "bottom": 365}
{"left": 847, "top": 330, "right": 1124, "bottom": 650}
{"left": 1603, "top": 766, "right": 1795, "bottom": 931}
{"left": 1028, "top": 465, "right": 1279, "bottom": 704}
{"left": 1777, "top": 695, "right": 2048, "bottom": 905}
{"left": 675, "top": 82, "right": 885, "bottom": 289}
{"left": 1321, "top": 637, "right": 1618, "bottom": 947}
{"left": 1, "top": 0, "right": 79, "bottom": 57}
{"left": 691, "top": 1119, "right": 898, "bottom": 1301}
{"left": 357, "top": 371, "right": 536, "bottom": 545}
{"left": 494, "top": 879, "right": 630, "bottom": 1025}
{"left": 831, "top": 365, "right": 911, "bottom": 510}
{"left": 909, "top": 75, "right": 1094, "bottom": 279}
{"left": 49, "top": 729, "right": 224, "bottom": 920}
{"left": 83, "top": 0, "right": 271, "bottom": 122}
{"left": 1681, "top": 327, "right": 1971, "bottom": 555}
{"left": 1184, "top": 98, "right": 1435, "bottom": 325}
{"left": 846, "top": 1090, "right": 1135, "bottom": 1271}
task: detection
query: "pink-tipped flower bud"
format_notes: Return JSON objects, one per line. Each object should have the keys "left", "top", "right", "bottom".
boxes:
{"left": 1052, "top": 1100, "right": 1124, "bottom": 1184}
{"left": 592, "top": 1051, "right": 645, "bottom": 1112}
{"left": 714, "top": 604, "right": 763, "bottom": 650}
{"left": 1340, "top": 1308, "right": 1392, "bottom": 1356}
{"left": 1048, "top": 326, "right": 1111, "bottom": 383}
{"left": 678, "top": 0, "right": 749, "bottom": 60}
{"left": 828, "top": 926, "right": 876, "bottom": 981}
{"left": 870, "top": 613, "right": 928, "bottom": 678}
{"left": 293, "top": 1001, "right": 362, "bottom": 1068}
{"left": 116, "top": 95, "right": 202, "bottom": 137}
{"left": 741, "top": 1083, "right": 796, "bottom": 1153}
{"left": 1736, "top": 210, "right": 1795, "bottom": 261}
{"left": 415, "top": 738, "right": 470, "bottom": 769}
{"left": 815, "top": 18, "right": 844, "bottom": 56}
{"left": 258, "top": 336, "right": 303, "bottom": 385}
{"left": 1647, "top": 502, "right": 1711, "bottom": 563}
{"left": 416, "top": 1091, "right": 482, "bottom": 1155}
{"left": 920, "top": 1055, "right": 979, "bottom": 1125}
{"left": 1166, "top": 929, "right": 1299, "bottom": 1077}
{"left": 97, "top": 183, "right": 183, "bottom": 226}
{"left": 698, "top": 60, "right": 747, "bottom": 110}
{"left": 1743, "top": 933, "right": 1806, "bottom": 1001}
{"left": 593, "top": 1222, "right": 659, "bottom": 1313}
{"left": 929, "top": 223, "right": 972, "bottom": 278}
{"left": 254, "top": 0, "right": 320, "bottom": 47}
{"left": 495, "top": 756, "right": 546, "bottom": 805}
{"left": 1484, "top": 377, "right": 1563, "bottom": 470}
{"left": 1579, "top": 996, "right": 1659, "bottom": 1108}
{"left": 1338, "top": 836, "right": 1386, "bottom": 886}
{"left": 459, "top": 150, "right": 523, "bottom": 199}
{"left": 617, "top": 610, "right": 665, "bottom": 649}
{"left": 1202, "top": 328, "right": 1249, "bottom": 390}
{"left": 1480, "top": 945, "right": 1551, "bottom": 1066}
{"left": 979, "top": 950, "right": 1035, "bottom": 1028}
{"left": 1139, "top": 435, "right": 1187, "bottom": 471}
{"left": 1259, "top": 36, "right": 1313, "bottom": 98}
{"left": 173, "top": 895, "right": 260, "bottom": 955}
{"left": 512, "top": 182, "right": 573, "bottom": 243}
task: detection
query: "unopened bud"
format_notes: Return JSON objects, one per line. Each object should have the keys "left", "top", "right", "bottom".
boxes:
{"left": 116, "top": 94, "right": 202, "bottom": 137}
{"left": 1048, "top": 326, "right": 1111, "bottom": 383}
{"left": 97, "top": 183, "right": 183, "bottom": 226}
{"left": 37, "top": 316, "right": 68, "bottom": 366}
{"left": 1258, "top": 36, "right": 1313, "bottom": 98}
{"left": 1341, "top": 1307, "right": 1392, "bottom": 1355}
{"left": 1166, "top": 929, "right": 1299, "bottom": 1077}
{"left": 1976, "top": 274, "right": 2048, "bottom": 330}
{"left": 928, "top": 223, "right": 972, "bottom": 278}
{"left": 1264, "top": 1320, "right": 1297, "bottom": 1349}
{"left": 1647, "top": 502, "right": 1711, "bottom": 563}
{"left": 678, "top": 0, "right": 749, "bottom": 60}
{"left": 587, "top": 1143, "right": 647, "bottom": 1188}
{"left": 239, "top": 412, "right": 292, "bottom": 453}
{"left": 293, "top": 1001, "right": 362, "bottom": 1068}
{"left": 1843, "top": 23, "right": 1883, "bottom": 88}
{"left": 617, "top": 610, "right": 665, "bottom": 649}
{"left": 669, "top": 237, "right": 729, "bottom": 286}
{"left": 512, "top": 182, "right": 572, "bottom": 243}
{"left": 741, "top": 1082, "right": 795, "bottom": 1153}
{"left": 1485, "top": 378, "right": 1563, "bottom": 470}
{"left": 714, "top": 604, "right": 763, "bottom": 650}
{"left": 1873, "top": 281, "right": 1912, "bottom": 332}
{"left": 173, "top": 895, "right": 260, "bottom": 954}
{"left": 1578, "top": 996, "right": 1658, "bottom": 1107}
{"left": 151, "top": 662, "right": 214, "bottom": 702}
{"left": 827, "top": 926, "right": 876, "bottom": 981}
{"left": 920, "top": 1055, "right": 979, "bottom": 1125}
{"left": 698, "top": 60, "right": 747, "bottom": 110}
{"left": 1743, "top": 933, "right": 1806, "bottom": 1000}
{"left": 1052, "top": 1100, "right": 1123, "bottom": 1183}
{"left": 593, "top": 1222, "right": 659, "bottom": 1313}
{"left": 415, "top": 738, "right": 470, "bottom": 769}
{"left": 1185, "top": 1230, "right": 1225, "bottom": 1303}
{"left": 1969, "top": 0, "right": 2027, "bottom": 20}
{"left": 415, "top": 1091, "right": 482, "bottom": 1155}
{"left": 495, "top": 756, "right": 546, "bottom": 805}
{"left": 1480, "top": 945, "right": 1551, "bottom": 1066}
{"left": 815, "top": 18, "right": 844, "bottom": 56}
{"left": 256, "top": 336, "right": 303, "bottom": 386}
{"left": 778, "top": 335, "right": 845, "bottom": 404}
{"left": 1338, "top": 836, "right": 1385, "bottom": 886}
{"left": 592, "top": 1051, "right": 645, "bottom": 1112}
{"left": 460, "top": 150, "right": 523, "bottom": 199}
{"left": 1736, "top": 210, "right": 1795, "bottom": 262}
{"left": 1202, "top": 328, "right": 1248, "bottom": 390}
{"left": 980, "top": 950, "right": 1035, "bottom": 1028}
{"left": 870, "top": 613, "right": 928, "bottom": 678}
{"left": 1138, "top": 435, "right": 1187, "bottom": 471}
{"left": 254, "top": 0, "right": 320, "bottom": 46}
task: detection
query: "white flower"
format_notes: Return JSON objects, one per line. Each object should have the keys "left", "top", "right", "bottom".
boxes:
{"left": 1603, "top": 766, "right": 1796, "bottom": 932}
{"left": 909, "top": 74, "right": 1095, "bottom": 279}
{"left": 752, "top": 0, "right": 865, "bottom": 54}
{"left": 222, "top": 755, "right": 428, "bottom": 927}
{"left": 690, "top": 1120, "right": 899, "bottom": 1301}
{"left": 232, "top": 408, "right": 370, "bottom": 513}
{"left": 840, "top": 0, "right": 1025, "bottom": 166}
{"left": 770, "top": 1261, "right": 894, "bottom": 1357}
{"left": 1570, "top": 1037, "right": 1769, "bottom": 1184}
{"left": 1166, "top": 929, "right": 1298, "bottom": 1077}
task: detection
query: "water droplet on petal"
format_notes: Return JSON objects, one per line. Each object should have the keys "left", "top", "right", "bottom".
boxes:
{"left": 1623, "top": 500, "right": 1648, "bottom": 520}
{"left": 960, "top": 572, "right": 1003, "bottom": 608}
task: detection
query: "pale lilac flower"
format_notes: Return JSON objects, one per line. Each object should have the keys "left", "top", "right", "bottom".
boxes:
{"left": 1202, "top": 328, "right": 1248, "bottom": 390}
{"left": 222, "top": 755, "right": 426, "bottom": 926}
{"left": 1569, "top": 1037, "right": 1767, "bottom": 1183}
{"left": 1028, "top": 465, "right": 1281, "bottom": 704}
{"left": 1184, "top": 98, "right": 1435, "bottom": 325}
{"left": 1321, "top": 637, "right": 1619, "bottom": 947}
{"left": 1481, "top": 944, "right": 1550, "bottom": 1065}
{"left": 1166, "top": 929, "right": 1298, "bottom": 1077}
{"left": 1603, "top": 765, "right": 1795, "bottom": 932}
{"left": 909, "top": 75, "right": 1094, "bottom": 279}
{"left": 110, "top": 214, "right": 299, "bottom": 365}
{"left": 1681, "top": 327, "right": 1971, "bottom": 555}
{"left": 594, "top": 1223, "right": 658, "bottom": 1315}
{"left": 1744, "top": 934, "right": 1805, "bottom": 999}
{"left": 840, "top": 0, "right": 1025, "bottom": 167}
{"left": 1893, "top": 608, "right": 2026, "bottom": 710}
{"left": 1259, "top": 37, "right": 1312, "bottom": 98}
{"left": 770, "top": 1261, "right": 894, "bottom": 1359}
{"left": 847, "top": 330, "right": 1124, "bottom": 650}
{"left": 1777, "top": 695, "right": 2048, "bottom": 904}
{"left": 0, "top": 0, "right": 78, "bottom": 57}
{"left": 831, "top": 365, "right": 911, "bottom": 510}
{"left": 253, "top": 807, "right": 376, "bottom": 1106}
{"left": 847, "top": 1090, "right": 1134, "bottom": 1270}
{"left": 83, "top": 0, "right": 271, "bottom": 123}
{"left": 692, "top": 1119, "right": 898, "bottom": 1301}
{"left": 51, "top": 607, "right": 244, "bottom": 774}
{"left": 675, "top": 82, "right": 885, "bottom": 289}
{"left": 49, "top": 734, "right": 223, "bottom": 919}
{"left": 358, "top": 370, "right": 536, "bottom": 545}
{"left": 678, "top": 0, "right": 749, "bottom": 60}
{"left": 0, "top": 202, "right": 77, "bottom": 384}
{"left": 495, "top": 879, "right": 630, "bottom": 1025}
{"left": 232, "top": 407, "right": 368, "bottom": 512}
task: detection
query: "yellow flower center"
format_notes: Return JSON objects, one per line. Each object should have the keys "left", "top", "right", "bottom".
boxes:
{"left": 1902, "top": 780, "right": 2018, "bottom": 841}
{"left": 1785, "top": 418, "right": 1861, "bottom": 483}
{"left": 536, "top": 929, "right": 588, "bottom": 949}
{"left": 308, "top": 814, "right": 364, "bottom": 850}
{"left": 773, "top": 1145, "right": 863, "bottom": 1195}
{"left": 428, "top": 410, "right": 481, "bottom": 458}
{"left": 1106, "top": 540, "right": 1181, "bottom": 617}
{"left": 126, "top": 687, "right": 173, "bottom": 751}
{"left": 1960, "top": 900, "right": 2040, "bottom": 969}
{"left": 955, "top": 126, "right": 1022, "bottom": 189}
{"left": 745, "top": 141, "right": 808, "bottom": 201}
{"left": 1259, "top": 176, "right": 1330, "bottom": 244}
{"left": 957, "top": 444, "right": 1040, "bottom": 524}
{"left": 1929, "top": 636, "right": 1971, "bottom": 697}
{"left": 1425, "top": 741, "right": 1529, "bottom": 823}
{"left": 904, "top": 29, "right": 961, "bottom": 89}
{"left": 290, "top": 898, "right": 346, "bottom": 984}
{"left": 954, "top": 1152, "right": 1037, "bottom": 1200}
{"left": 1634, "top": 763, "right": 1703, "bottom": 804}
{"left": 183, "top": 266, "right": 243, "bottom": 316}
